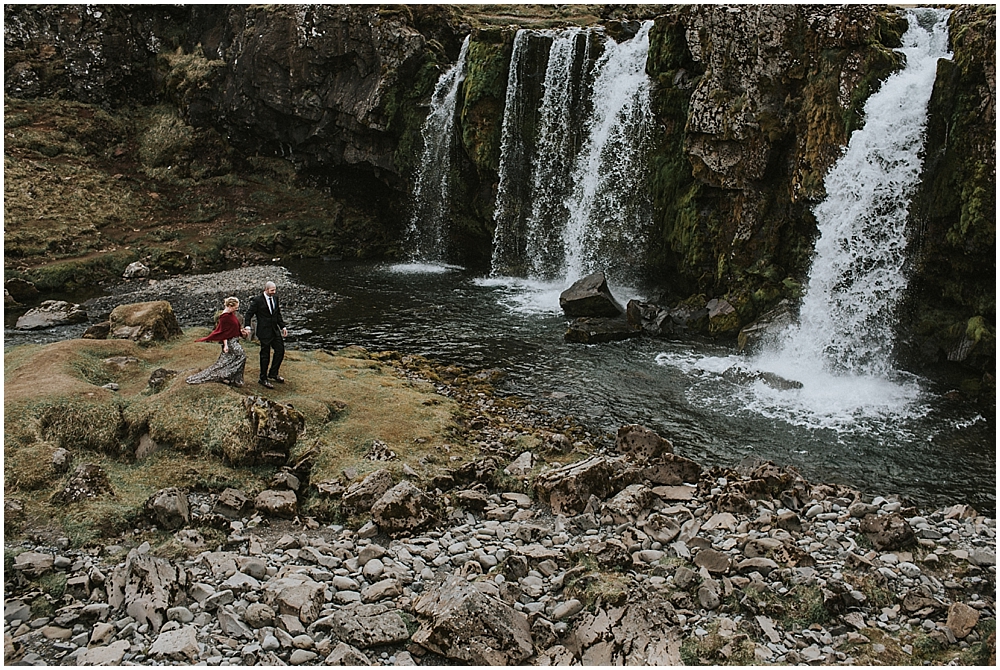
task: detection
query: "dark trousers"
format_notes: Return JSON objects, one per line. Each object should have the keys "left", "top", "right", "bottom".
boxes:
{"left": 258, "top": 338, "right": 284, "bottom": 380}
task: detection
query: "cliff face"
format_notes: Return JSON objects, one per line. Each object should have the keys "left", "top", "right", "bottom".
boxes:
{"left": 4, "top": 4, "right": 995, "bottom": 388}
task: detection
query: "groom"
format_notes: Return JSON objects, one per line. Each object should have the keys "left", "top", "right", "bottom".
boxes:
{"left": 244, "top": 281, "right": 287, "bottom": 389}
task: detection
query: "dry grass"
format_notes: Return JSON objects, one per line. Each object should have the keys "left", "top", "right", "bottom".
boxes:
{"left": 4, "top": 333, "right": 465, "bottom": 544}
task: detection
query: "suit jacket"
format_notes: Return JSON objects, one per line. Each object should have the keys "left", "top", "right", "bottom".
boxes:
{"left": 244, "top": 293, "right": 285, "bottom": 344}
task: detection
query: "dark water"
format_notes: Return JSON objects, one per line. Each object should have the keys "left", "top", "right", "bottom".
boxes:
{"left": 283, "top": 259, "right": 994, "bottom": 515}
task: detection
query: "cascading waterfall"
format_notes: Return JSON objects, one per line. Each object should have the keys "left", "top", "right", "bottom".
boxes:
{"left": 491, "top": 22, "right": 654, "bottom": 286}
{"left": 404, "top": 36, "right": 470, "bottom": 265}
{"left": 662, "top": 8, "right": 953, "bottom": 430}
{"left": 562, "top": 20, "right": 654, "bottom": 285}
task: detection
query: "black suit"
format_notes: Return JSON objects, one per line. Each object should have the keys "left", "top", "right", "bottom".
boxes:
{"left": 244, "top": 293, "right": 286, "bottom": 381}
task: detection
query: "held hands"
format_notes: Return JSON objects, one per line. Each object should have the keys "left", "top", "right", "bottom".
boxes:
{"left": 281, "top": 327, "right": 288, "bottom": 338}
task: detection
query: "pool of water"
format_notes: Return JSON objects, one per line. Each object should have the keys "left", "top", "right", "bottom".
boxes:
{"left": 284, "top": 259, "right": 994, "bottom": 515}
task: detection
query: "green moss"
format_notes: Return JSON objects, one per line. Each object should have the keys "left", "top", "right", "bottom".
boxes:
{"left": 460, "top": 34, "right": 513, "bottom": 174}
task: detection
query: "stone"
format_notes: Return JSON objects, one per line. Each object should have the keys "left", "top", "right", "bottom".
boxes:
{"left": 744, "top": 537, "right": 783, "bottom": 558}
{"left": 272, "top": 470, "right": 301, "bottom": 491}
{"left": 736, "top": 557, "right": 780, "bottom": 576}
{"left": 108, "top": 300, "right": 182, "bottom": 342}
{"left": 342, "top": 468, "right": 394, "bottom": 511}
{"left": 737, "top": 302, "right": 795, "bottom": 352}
{"left": 534, "top": 455, "right": 620, "bottom": 516}
{"left": 245, "top": 603, "right": 275, "bottom": 628}
{"left": 122, "top": 261, "right": 150, "bottom": 279}
{"left": 326, "top": 604, "right": 410, "bottom": 649}
{"left": 694, "top": 548, "right": 731, "bottom": 574}
{"left": 78, "top": 639, "right": 129, "bottom": 665}
{"left": 776, "top": 511, "right": 802, "bottom": 532}
{"left": 52, "top": 463, "right": 114, "bottom": 504}
{"left": 15, "top": 300, "right": 88, "bottom": 330}
{"left": 454, "top": 489, "right": 489, "bottom": 511}
{"left": 412, "top": 575, "right": 534, "bottom": 665}
{"left": 264, "top": 573, "right": 326, "bottom": 624}
{"left": 504, "top": 451, "right": 535, "bottom": 477}
{"left": 674, "top": 566, "right": 698, "bottom": 591}
{"left": 552, "top": 599, "right": 584, "bottom": 620}
{"left": 859, "top": 513, "right": 916, "bottom": 551}
{"left": 616, "top": 424, "right": 674, "bottom": 461}
{"left": 559, "top": 272, "right": 626, "bottom": 317}
{"left": 145, "top": 487, "right": 189, "bottom": 530}
{"left": 148, "top": 625, "right": 199, "bottom": 662}
{"left": 289, "top": 649, "right": 318, "bottom": 665}
{"left": 107, "top": 548, "right": 184, "bottom": 633}
{"left": 14, "top": 552, "right": 54, "bottom": 576}
{"left": 51, "top": 448, "right": 72, "bottom": 474}
{"left": 255, "top": 489, "right": 298, "bottom": 519}
{"left": 218, "top": 608, "right": 253, "bottom": 638}
{"left": 82, "top": 321, "right": 111, "bottom": 339}
{"left": 362, "top": 578, "right": 403, "bottom": 603}
{"left": 703, "top": 512, "right": 738, "bottom": 531}
{"left": 325, "top": 641, "right": 372, "bottom": 666}
{"left": 564, "top": 316, "right": 640, "bottom": 343}
{"left": 89, "top": 621, "right": 116, "bottom": 646}
{"left": 640, "top": 513, "right": 681, "bottom": 544}
{"left": 946, "top": 602, "right": 980, "bottom": 639}
{"left": 371, "top": 480, "right": 434, "bottom": 534}
{"left": 968, "top": 548, "right": 996, "bottom": 566}
{"left": 604, "top": 483, "right": 655, "bottom": 523}
{"left": 239, "top": 396, "right": 306, "bottom": 465}
{"left": 215, "top": 488, "right": 251, "bottom": 518}
{"left": 5, "top": 278, "right": 39, "bottom": 303}
{"left": 146, "top": 368, "right": 177, "bottom": 393}
{"left": 640, "top": 452, "right": 703, "bottom": 486}
{"left": 166, "top": 606, "right": 194, "bottom": 624}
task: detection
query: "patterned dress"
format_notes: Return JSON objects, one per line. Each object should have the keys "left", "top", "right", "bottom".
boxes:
{"left": 186, "top": 311, "right": 247, "bottom": 386}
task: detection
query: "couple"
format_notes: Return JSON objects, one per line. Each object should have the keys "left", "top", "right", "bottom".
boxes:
{"left": 186, "top": 282, "right": 288, "bottom": 388}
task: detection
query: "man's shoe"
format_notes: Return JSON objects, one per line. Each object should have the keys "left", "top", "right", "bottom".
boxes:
{"left": 269, "top": 375, "right": 285, "bottom": 384}
{"left": 259, "top": 379, "right": 275, "bottom": 389}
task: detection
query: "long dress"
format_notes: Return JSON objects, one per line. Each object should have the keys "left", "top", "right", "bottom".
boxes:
{"left": 186, "top": 311, "right": 247, "bottom": 386}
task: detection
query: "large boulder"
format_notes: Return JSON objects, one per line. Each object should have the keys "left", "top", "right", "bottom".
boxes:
{"left": 737, "top": 301, "right": 796, "bottom": 352}
{"left": 534, "top": 456, "right": 624, "bottom": 516}
{"left": 412, "top": 574, "right": 534, "bottom": 665}
{"left": 559, "top": 272, "right": 626, "bottom": 318}
{"left": 254, "top": 489, "right": 297, "bottom": 519}
{"left": 107, "top": 546, "right": 186, "bottom": 633}
{"left": 371, "top": 481, "right": 435, "bottom": 534}
{"left": 235, "top": 396, "right": 305, "bottom": 465}
{"left": 109, "top": 300, "right": 182, "bottom": 342}
{"left": 15, "top": 300, "right": 88, "bottom": 330}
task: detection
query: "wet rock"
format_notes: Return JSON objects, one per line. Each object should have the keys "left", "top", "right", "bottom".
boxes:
{"left": 109, "top": 300, "right": 182, "bottom": 342}
{"left": 371, "top": 480, "right": 435, "bottom": 534}
{"left": 737, "top": 302, "right": 796, "bottom": 352}
{"left": 148, "top": 624, "right": 199, "bottom": 662}
{"left": 946, "top": 602, "right": 980, "bottom": 639}
{"left": 239, "top": 396, "right": 306, "bottom": 465}
{"left": 413, "top": 574, "right": 534, "bottom": 665}
{"left": 559, "top": 271, "right": 626, "bottom": 317}
{"left": 859, "top": 512, "right": 916, "bottom": 551}
{"left": 15, "top": 300, "right": 88, "bottom": 330}
{"left": 145, "top": 487, "right": 189, "bottom": 530}
{"left": 52, "top": 463, "right": 114, "bottom": 504}
{"left": 564, "top": 316, "right": 640, "bottom": 344}
{"left": 255, "top": 489, "right": 297, "bottom": 519}
{"left": 342, "top": 468, "right": 394, "bottom": 512}
{"left": 122, "top": 261, "right": 150, "bottom": 279}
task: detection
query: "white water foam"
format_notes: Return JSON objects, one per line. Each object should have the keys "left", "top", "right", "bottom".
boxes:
{"left": 388, "top": 263, "right": 464, "bottom": 275}
{"left": 656, "top": 9, "right": 952, "bottom": 432}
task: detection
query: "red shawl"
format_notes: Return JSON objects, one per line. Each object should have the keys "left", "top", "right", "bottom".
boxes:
{"left": 196, "top": 311, "right": 242, "bottom": 342}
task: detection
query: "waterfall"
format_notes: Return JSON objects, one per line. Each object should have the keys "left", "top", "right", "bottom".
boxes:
{"left": 772, "top": 8, "right": 952, "bottom": 378}
{"left": 405, "top": 36, "right": 470, "bottom": 265}
{"left": 491, "top": 22, "right": 654, "bottom": 285}
{"left": 562, "top": 20, "right": 654, "bottom": 285}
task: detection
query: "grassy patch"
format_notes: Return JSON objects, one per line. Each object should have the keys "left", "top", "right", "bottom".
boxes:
{"left": 679, "top": 620, "right": 758, "bottom": 666}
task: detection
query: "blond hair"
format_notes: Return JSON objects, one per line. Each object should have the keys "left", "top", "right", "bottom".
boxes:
{"left": 224, "top": 296, "right": 240, "bottom": 308}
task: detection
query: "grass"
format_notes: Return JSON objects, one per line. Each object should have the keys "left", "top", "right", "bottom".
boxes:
{"left": 679, "top": 620, "right": 758, "bottom": 666}
{"left": 4, "top": 334, "right": 466, "bottom": 545}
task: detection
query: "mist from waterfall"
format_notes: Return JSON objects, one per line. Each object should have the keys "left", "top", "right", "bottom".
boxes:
{"left": 658, "top": 8, "right": 954, "bottom": 431}
{"left": 490, "top": 22, "right": 654, "bottom": 290}
{"left": 404, "top": 36, "right": 470, "bottom": 266}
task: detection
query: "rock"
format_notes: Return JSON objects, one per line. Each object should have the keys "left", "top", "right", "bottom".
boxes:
{"left": 255, "top": 489, "right": 297, "bottom": 519}
{"left": 263, "top": 573, "right": 325, "bottom": 625}
{"left": 245, "top": 603, "right": 276, "bottom": 628}
{"left": 564, "top": 316, "right": 640, "bottom": 343}
{"left": 146, "top": 368, "right": 177, "bottom": 393}
{"left": 736, "top": 557, "right": 780, "bottom": 576}
{"left": 616, "top": 424, "right": 675, "bottom": 461}
{"left": 82, "top": 321, "right": 111, "bottom": 339}
{"left": 51, "top": 447, "right": 72, "bottom": 473}
{"left": 640, "top": 453, "right": 702, "bottom": 486}
{"left": 737, "top": 302, "right": 796, "bottom": 352}
{"left": 4, "top": 289, "right": 19, "bottom": 311}
{"left": 78, "top": 639, "right": 129, "bottom": 665}
{"left": 859, "top": 513, "right": 916, "bottom": 551}
{"left": 560, "top": 272, "right": 626, "bottom": 317}
{"left": 15, "top": 300, "right": 88, "bottom": 330}
{"left": 107, "top": 547, "right": 185, "bottom": 633}
{"left": 371, "top": 480, "right": 434, "bottom": 534}
{"left": 14, "top": 552, "right": 54, "bottom": 576}
{"left": 145, "top": 487, "right": 189, "bottom": 530}
{"left": 640, "top": 513, "right": 681, "bottom": 544}
{"left": 108, "top": 300, "right": 182, "bottom": 342}
{"left": 325, "top": 604, "right": 410, "bottom": 649}
{"left": 694, "top": 548, "right": 731, "bottom": 574}
{"left": 215, "top": 488, "right": 251, "bottom": 518}
{"left": 776, "top": 510, "right": 802, "bottom": 532}
{"left": 148, "top": 625, "right": 199, "bottom": 662}
{"left": 552, "top": 599, "right": 584, "bottom": 620}
{"left": 290, "top": 649, "right": 318, "bottom": 665}
{"left": 52, "top": 463, "right": 114, "bottom": 504}
{"left": 454, "top": 489, "right": 489, "bottom": 511}
{"left": 324, "top": 641, "right": 372, "bottom": 666}
{"left": 342, "top": 468, "right": 394, "bottom": 511}
{"left": 504, "top": 451, "right": 535, "bottom": 477}
{"left": 238, "top": 396, "right": 306, "bottom": 465}
{"left": 626, "top": 299, "right": 677, "bottom": 336}
{"left": 412, "top": 575, "right": 534, "bottom": 665}
{"left": 604, "top": 484, "right": 654, "bottom": 523}
{"left": 271, "top": 470, "right": 301, "bottom": 491}
{"left": 156, "top": 250, "right": 192, "bottom": 274}
{"left": 534, "top": 455, "right": 619, "bottom": 515}
{"left": 122, "top": 261, "right": 150, "bottom": 279}
{"left": 946, "top": 602, "right": 980, "bottom": 639}
{"left": 5, "top": 278, "right": 39, "bottom": 303}
{"left": 362, "top": 578, "right": 402, "bottom": 603}
{"left": 968, "top": 548, "right": 996, "bottom": 566}
{"left": 698, "top": 583, "right": 721, "bottom": 610}
{"left": 218, "top": 608, "right": 253, "bottom": 638}
{"left": 703, "top": 512, "right": 737, "bottom": 531}
{"left": 167, "top": 606, "right": 194, "bottom": 624}
{"left": 721, "top": 366, "right": 803, "bottom": 390}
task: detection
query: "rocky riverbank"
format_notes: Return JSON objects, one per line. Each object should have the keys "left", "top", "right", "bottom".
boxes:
{"left": 4, "top": 320, "right": 996, "bottom": 666}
